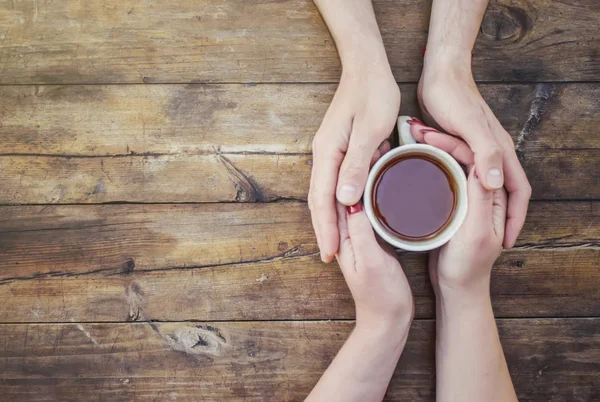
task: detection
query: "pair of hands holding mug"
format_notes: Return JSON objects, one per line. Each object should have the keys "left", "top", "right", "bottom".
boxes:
{"left": 308, "top": 62, "right": 532, "bottom": 265}
{"left": 333, "top": 124, "right": 508, "bottom": 329}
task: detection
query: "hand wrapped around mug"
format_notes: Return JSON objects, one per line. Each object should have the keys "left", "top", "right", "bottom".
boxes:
{"left": 407, "top": 123, "right": 507, "bottom": 295}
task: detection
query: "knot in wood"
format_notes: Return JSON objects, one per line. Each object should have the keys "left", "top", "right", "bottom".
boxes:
{"left": 480, "top": 5, "right": 530, "bottom": 44}
{"left": 165, "top": 325, "right": 227, "bottom": 356}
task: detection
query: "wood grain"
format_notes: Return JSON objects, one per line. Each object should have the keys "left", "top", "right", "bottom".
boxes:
{"left": 0, "top": 319, "right": 598, "bottom": 401}
{"left": 0, "top": 0, "right": 597, "bottom": 84}
{"left": 1, "top": 83, "right": 598, "bottom": 156}
{"left": 1, "top": 149, "right": 597, "bottom": 203}
{"left": 0, "top": 202, "right": 598, "bottom": 322}
{"left": 1, "top": 249, "right": 599, "bottom": 323}
{"left": 1, "top": 83, "right": 598, "bottom": 203}
{"left": 0, "top": 201, "right": 596, "bottom": 277}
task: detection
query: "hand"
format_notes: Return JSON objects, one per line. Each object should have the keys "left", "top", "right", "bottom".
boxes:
{"left": 421, "top": 130, "right": 518, "bottom": 402}
{"left": 309, "top": 68, "right": 400, "bottom": 262}
{"left": 306, "top": 202, "right": 413, "bottom": 402}
{"left": 406, "top": 125, "right": 507, "bottom": 294}
{"left": 335, "top": 201, "right": 414, "bottom": 331}
{"left": 417, "top": 60, "right": 531, "bottom": 249}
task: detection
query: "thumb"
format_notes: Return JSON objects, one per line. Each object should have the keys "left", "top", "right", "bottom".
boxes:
{"left": 336, "top": 129, "right": 379, "bottom": 206}
{"left": 345, "top": 202, "right": 384, "bottom": 268}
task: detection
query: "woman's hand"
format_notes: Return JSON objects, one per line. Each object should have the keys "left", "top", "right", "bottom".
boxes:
{"left": 417, "top": 61, "right": 530, "bottom": 250}
{"left": 335, "top": 201, "right": 414, "bottom": 331}
{"left": 310, "top": 67, "right": 400, "bottom": 263}
{"left": 306, "top": 199, "right": 413, "bottom": 402}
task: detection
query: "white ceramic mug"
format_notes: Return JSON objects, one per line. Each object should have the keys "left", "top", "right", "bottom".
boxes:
{"left": 363, "top": 116, "right": 468, "bottom": 252}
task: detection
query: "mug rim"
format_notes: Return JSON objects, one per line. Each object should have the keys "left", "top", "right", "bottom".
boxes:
{"left": 364, "top": 143, "right": 468, "bottom": 252}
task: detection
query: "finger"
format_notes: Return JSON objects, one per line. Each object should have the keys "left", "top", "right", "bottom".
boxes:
{"left": 407, "top": 118, "right": 427, "bottom": 143}
{"left": 378, "top": 139, "right": 392, "bottom": 155}
{"left": 369, "top": 149, "right": 382, "bottom": 167}
{"left": 433, "top": 115, "right": 504, "bottom": 191}
{"left": 310, "top": 142, "right": 343, "bottom": 263}
{"left": 334, "top": 202, "right": 355, "bottom": 275}
{"left": 502, "top": 150, "right": 532, "bottom": 248}
{"left": 492, "top": 187, "right": 508, "bottom": 241}
{"left": 463, "top": 125, "right": 504, "bottom": 191}
{"left": 464, "top": 168, "right": 494, "bottom": 228}
{"left": 336, "top": 124, "right": 381, "bottom": 206}
{"left": 422, "top": 131, "right": 475, "bottom": 167}
{"left": 345, "top": 202, "right": 386, "bottom": 269}
{"left": 369, "top": 140, "right": 392, "bottom": 166}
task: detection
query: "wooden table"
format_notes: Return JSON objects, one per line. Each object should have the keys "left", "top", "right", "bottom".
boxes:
{"left": 0, "top": 1, "right": 599, "bottom": 400}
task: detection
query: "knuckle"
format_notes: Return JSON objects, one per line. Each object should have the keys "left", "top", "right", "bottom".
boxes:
{"left": 371, "top": 121, "right": 394, "bottom": 137}
{"left": 503, "top": 135, "right": 516, "bottom": 149}
{"left": 486, "top": 145, "right": 503, "bottom": 160}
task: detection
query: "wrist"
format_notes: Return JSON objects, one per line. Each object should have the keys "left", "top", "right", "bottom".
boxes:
{"left": 355, "top": 308, "right": 413, "bottom": 342}
{"left": 355, "top": 316, "right": 412, "bottom": 350}
{"left": 437, "top": 281, "right": 491, "bottom": 311}
{"left": 422, "top": 45, "right": 473, "bottom": 82}
{"left": 338, "top": 37, "right": 392, "bottom": 78}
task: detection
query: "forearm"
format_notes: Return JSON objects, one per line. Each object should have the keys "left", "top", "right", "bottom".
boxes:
{"left": 436, "top": 286, "right": 517, "bottom": 402}
{"left": 306, "top": 322, "right": 410, "bottom": 402}
{"left": 313, "top": 0, "right": 390, "bottom": 74}
{"left": 425, "top": 0, "right": 488, "bottom": 69}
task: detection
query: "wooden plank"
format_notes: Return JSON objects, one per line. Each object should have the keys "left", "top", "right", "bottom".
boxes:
{"left": 1, "top": 83, "right": 598, "bottom": 156}
{"left": 0, "top": 319, "right": 598, "bottom": 401}
{"left": 0, "top": 0, "right": 597, "bottom": 84}
{"left": 0, "top": 203, "right": 318, "bottom": 278}
{"left": 0, "top": 84, "right": 334, "bottom": 156}
{"left": 0, "top": 153, "right": 312, "bottom": 203}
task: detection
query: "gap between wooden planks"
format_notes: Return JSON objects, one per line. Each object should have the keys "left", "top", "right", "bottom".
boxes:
{"left": 0, "top": 0, "right": 598, "bottom": 83}
{"left": 0, "top": 319, "right": 598, "bottom": 401}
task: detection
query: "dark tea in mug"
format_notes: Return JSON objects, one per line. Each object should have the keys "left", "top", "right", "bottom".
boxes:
{"left": 372, "top": 152, "right": 458, "bottom": 241}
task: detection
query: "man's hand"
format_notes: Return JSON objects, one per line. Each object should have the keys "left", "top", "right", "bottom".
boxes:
{"left": 419, "top": 0, "right": 532, "bottom": 248}
{"left": 417, "top": 64, "right": 530, "bottom": 249}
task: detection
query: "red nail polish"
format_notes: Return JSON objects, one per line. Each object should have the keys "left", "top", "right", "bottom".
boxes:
{"left": 421, "top": 46, "right": 427, "bottom": 57}
{"left": 347, "top": 203, "right": 363, "bottom": 215}
{"left": 407, "top": 117, "right": 424, "bottom": 126}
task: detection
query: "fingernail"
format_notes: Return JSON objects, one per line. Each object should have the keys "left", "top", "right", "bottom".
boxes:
{"left": 487, "top": 168, "right": 504, "bottom": 189}
{"left": 407, "top": 117, "right": 424, "bottom": 126}
{"left": 337, "top": 184, "right": 357, "bottom": 204}
{"left": 347, "top": 203, "right": 363, "bottom": 215}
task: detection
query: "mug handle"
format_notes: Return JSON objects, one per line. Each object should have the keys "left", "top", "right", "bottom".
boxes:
{"left": 397, "top": 116, "right": 417, "bottom": 146}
